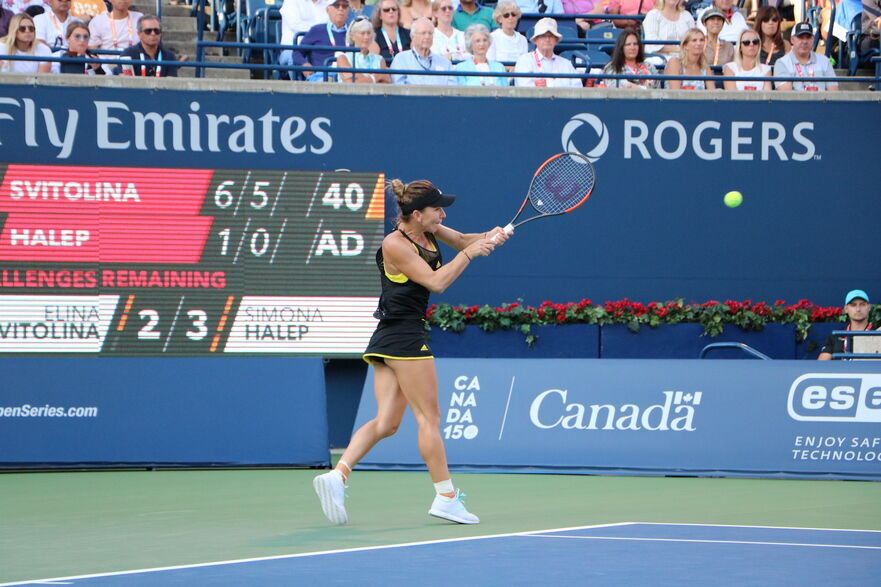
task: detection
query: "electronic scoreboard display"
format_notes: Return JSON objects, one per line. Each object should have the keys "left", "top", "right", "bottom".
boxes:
{"left": 0, "top": 164, "right": 387, "bottom": 356}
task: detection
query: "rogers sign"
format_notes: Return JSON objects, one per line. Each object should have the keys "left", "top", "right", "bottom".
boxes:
{"left": 562, "top": 112, "right": 817, "bottom": 162}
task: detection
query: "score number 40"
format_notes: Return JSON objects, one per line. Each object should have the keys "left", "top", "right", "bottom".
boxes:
{"left": 212, "top": 180, "right": 366, "bottom": 212}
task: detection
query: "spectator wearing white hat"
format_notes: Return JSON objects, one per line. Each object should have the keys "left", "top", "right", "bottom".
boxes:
{"left": 513, "top": 17, "right": 580, "bottom": 87}
{"left": 818, "top": 290, "right": 876, "bottom": 360}
{"left": 773, "top": 22, "right": 838, "bottom": 92}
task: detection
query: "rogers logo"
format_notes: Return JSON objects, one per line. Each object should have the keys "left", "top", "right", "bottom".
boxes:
{"left": 561, "top": 113, "right": 609, "bottom": 163}
{"left": 561, "top": 112, "right": 817, "bottom": 162}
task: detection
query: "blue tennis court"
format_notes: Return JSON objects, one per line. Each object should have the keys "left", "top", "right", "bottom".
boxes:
{"left": 8, "top": 523, "right": 880, "bottom": 586}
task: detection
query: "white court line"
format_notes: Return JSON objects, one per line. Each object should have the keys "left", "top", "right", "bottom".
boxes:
{"left": 628, "top": 522, "right": 881, "bottom": 533}
{"left": 0, "top": 522, "right": 634, "bottom": 586}
{"left": 524, "top": 534, "right": 881, "bottom": 550}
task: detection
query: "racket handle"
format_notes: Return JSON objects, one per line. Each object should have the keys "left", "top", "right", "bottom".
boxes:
{"left": 491, "top": 224, "right": 514, "bottom": 245}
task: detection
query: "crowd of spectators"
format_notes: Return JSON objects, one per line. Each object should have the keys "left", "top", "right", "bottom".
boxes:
{"left": 0, "top": 0, "right": 184, "bottom": 75}
{"left": 0, "top": 0, "right": 875, "bottom": 89}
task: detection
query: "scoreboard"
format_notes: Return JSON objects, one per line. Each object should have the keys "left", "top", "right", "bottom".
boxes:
{"left": 0, "top": 164, "right": 387, "bottom": 356}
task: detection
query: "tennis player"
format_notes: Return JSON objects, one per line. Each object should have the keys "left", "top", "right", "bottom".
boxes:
{"left": 313, "top": 179, "right": 509, "bottom": 525}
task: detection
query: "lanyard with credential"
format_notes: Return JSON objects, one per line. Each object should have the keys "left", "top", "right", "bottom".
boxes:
{"left": 326, "top": 23, "right": 347, "bottom": 47}
{"left": 139, "top": 50, "right": 162, "bottom": 77}
{"left": 382, "top": 27, "right": 402, "bottom": 55}
{"left": 109, "top": 13, "right": 134, "bottom": 49}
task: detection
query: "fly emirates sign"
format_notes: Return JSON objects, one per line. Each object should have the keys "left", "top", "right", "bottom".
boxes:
{"left": 0, "top": 98, "right": 333, "bottom": 160}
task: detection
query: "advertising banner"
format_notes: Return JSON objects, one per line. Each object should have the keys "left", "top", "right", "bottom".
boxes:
{"left": 0, "top": 357, "right": 329, "bottom": 467}
{"left": 354, "top": 359, "right": 881, "bottom": 480}
{"left": 0, "top": 86, "right": 878, "bottom": 306}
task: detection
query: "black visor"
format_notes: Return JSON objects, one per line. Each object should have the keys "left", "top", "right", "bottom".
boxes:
{"left": 400, "top": 187, "right": 456, "bottom": 214}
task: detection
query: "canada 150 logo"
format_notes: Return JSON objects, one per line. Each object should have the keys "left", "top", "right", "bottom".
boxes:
{"left": 787, "top": 374, "right": 881, "bottom": 422}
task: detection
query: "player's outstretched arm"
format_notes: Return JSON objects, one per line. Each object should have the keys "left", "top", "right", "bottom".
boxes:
{"left": 384, "top": 233, "right": 494, "bottom": 294}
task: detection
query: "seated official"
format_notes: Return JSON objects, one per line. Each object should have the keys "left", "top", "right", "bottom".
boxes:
{"left": 292, "top": 0, "right": 350, "bottom": 81}
{"left": 114, "top": 16, "right": 181, "bottom": 76}
{"left": 390, "top": 16, "right": 453, "bottom": 85}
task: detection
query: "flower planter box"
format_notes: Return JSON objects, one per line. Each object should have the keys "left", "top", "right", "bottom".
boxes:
{"left": 796, "top": 323, "right": 841, "bottom": 360}
{"left": 429, "top": 324, "right": 600, "bottom": 358}
{"left": 600, "top": 323, "right": 797, "bottom": 360}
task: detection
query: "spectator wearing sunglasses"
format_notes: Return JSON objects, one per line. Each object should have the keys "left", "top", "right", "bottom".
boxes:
{"left": 487, "top": 1, "right": 527, "bottom": 70}
{"left": 291, "top": 0, "right": 350, "bottom": 81}
{"left": 372, "top": 0, "right": 411, "bottom": 65}
{"left": 722, "top": 28, "right": 771, "bottom": 90}
{"left": 59, "top": 20, "right": 103, "bottom": 74}
{"left": 701, "top": 7, "right": 734, "bottom": 70}
{"left": 115, "top": 15, "right": 181, "bottom": 77}
{"left": 431, "top": 0, "right": 467, "bottom": 61}
{"left": 754, "top": 5, "right": 788, "bottom": 67}
{"left": 34, "top": 0, "right": 80, "bottom": 49}
{"left": 0, "top": 13, "right": 54, "bottom": 73}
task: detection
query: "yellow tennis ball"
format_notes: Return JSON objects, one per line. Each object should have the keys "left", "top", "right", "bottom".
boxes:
{"left": 724, "top": 191, "right": 743, "bottom": 208}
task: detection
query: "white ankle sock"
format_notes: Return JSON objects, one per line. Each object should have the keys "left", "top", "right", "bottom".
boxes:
{"left": 434, "top": 479, "right": 454, "bottom": 495}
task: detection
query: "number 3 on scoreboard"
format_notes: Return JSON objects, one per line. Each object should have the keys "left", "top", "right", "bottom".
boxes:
{"left": 136, "top": 308, "right": 208, "bottom": 341}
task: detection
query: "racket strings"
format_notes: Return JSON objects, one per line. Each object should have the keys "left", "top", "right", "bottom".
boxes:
{"left": 529, "top": 154, "right": 595, "bottom": 215}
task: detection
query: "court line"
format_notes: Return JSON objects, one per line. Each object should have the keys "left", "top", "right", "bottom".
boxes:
{"left": 524, "top": 535, "right": 881, "bottom": 550}
{"left": 0, "top": 522, "right": 633, "bottom": 587}
{"left": 629, "top": 522, "right": 881, "bottom": 533}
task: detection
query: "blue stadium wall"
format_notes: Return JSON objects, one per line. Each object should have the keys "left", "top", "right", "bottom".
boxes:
{"left": 1, "top": 81, "right": 878, "bottom": 307}
{"left": 1, "top": 79, "right": 880, "bottom": 462}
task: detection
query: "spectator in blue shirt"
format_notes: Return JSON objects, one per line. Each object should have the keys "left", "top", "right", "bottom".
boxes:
{"left": 390, "top": 16, "right": 454, "bottom": 84}
{"left": 293, "top": 0, "right": 351, "bottom": 81}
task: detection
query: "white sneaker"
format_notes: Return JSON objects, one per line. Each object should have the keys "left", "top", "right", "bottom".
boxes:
{"left": 313, "top": 470, "right": 348, "bottom": 525}
{"left": 428, "top": 489, "right": 480, "bottom": 524}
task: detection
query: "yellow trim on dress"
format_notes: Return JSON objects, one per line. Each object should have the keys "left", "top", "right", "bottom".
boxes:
{"left": 382, "top": 240, "right": 438, "bottom": 283}
{"left": 385, "top": 271, "right": 409, "bottom": 283}
{"left": 362, "top": 353, "right": 434, "bottom": 365}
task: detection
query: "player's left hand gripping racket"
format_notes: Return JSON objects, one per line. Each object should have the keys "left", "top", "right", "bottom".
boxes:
{"left": 494, "top": 152, "right": 596, "bottom": 241}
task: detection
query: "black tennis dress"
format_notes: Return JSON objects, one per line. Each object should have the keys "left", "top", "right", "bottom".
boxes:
{"left": 362, "top": 229, "right": 442, "bottom": 364}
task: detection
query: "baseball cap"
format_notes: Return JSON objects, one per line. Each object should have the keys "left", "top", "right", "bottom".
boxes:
{"left": 400, "top": 186, "right": 456, "bottom": 213}
{"left": 700, "top": 7, "right": 725, "bottom": 23}
{"left": 791, "top": 22, "right": 814, "bottom": 37}
{"left": 845, "top": 289, "right": 870, "bottom": 305}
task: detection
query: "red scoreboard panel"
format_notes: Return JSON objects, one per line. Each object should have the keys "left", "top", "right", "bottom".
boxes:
{"left": 0, "top": 164, "right": 386, "bottom": 356}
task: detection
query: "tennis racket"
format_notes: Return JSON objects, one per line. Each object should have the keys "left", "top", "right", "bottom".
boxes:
{"left": 493, "top": 152, "right": 596, "bottom": 241}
